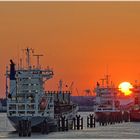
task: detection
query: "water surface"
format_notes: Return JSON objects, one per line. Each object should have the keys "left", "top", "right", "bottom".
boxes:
{"left": 0, "top": 112, "right": 140, "bottom": 139}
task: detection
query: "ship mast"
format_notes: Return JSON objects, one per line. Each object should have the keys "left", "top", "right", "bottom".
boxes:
{"left": 58, "top": 80, "right": 63, "bottom": 93}
{"left": 33, "top": 54, "right": 43, "bottom": 69}
{"left": 105, "top": 64, "right": 110, "bottom": 87}
{"left": 100, "top": 78, "right": 105, "bottom": 87}
{"left": 25, "top": 48, "right": 34, "bottom": 69}
{"left": 106, "top": 74, "right": 110, "bottom": 87}
{"left": 5, "top": 66, "right": 8, "bottom": 98}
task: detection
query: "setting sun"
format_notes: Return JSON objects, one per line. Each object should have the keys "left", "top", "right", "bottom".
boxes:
{"left": 118, "top": 82, "right": 133, "bottom": 96}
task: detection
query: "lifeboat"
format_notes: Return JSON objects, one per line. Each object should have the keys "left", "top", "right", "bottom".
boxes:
{"left": 40, "top": 97, "right": 47, "bottom": 110}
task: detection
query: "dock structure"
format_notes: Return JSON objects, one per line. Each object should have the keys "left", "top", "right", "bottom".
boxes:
{"left": 73, "top": 115, "right": 83, "bottom": 130}
{"left": 18, "top": 120, "right": 31, "bottom": 137}
{"left": 58, "top": 116, "right": 68, "bottom": 131}
{"left": 87, "top": 114, "right": 96, "bottom": 128}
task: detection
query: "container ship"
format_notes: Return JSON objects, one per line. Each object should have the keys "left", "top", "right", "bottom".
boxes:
{"left": 6, "top": 48, "right": 78, "bottom": 136}
{"left": 94, "top": 75, "right": 121, "bottom": 121}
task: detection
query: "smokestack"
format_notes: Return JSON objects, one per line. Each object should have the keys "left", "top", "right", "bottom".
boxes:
{"left": 9, "top": 59, "right": 16, "bottom": 96}
{"left": 10, "top": 59, "right": 16, "bottom": 80}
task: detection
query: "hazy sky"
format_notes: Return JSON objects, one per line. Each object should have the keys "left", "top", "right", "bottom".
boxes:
{"left": 0, "top": 2, "right": 140, "bottom": 97}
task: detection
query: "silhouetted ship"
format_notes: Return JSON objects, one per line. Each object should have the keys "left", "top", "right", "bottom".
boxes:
{"left": 130, "top": 83, "right": 140, "bottom": 122}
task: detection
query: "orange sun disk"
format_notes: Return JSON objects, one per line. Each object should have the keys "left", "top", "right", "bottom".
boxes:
{"left": 118, "top": 82, "right": 133, "bottom": 96}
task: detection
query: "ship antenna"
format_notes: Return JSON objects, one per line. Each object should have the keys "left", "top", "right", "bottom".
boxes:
{"left": 25, "top": 47, "right": 34, "bottom": 69}
{"left": 58, "top": 80, "right": 63, "bottom": 93}
{"left": 5, "top": 66, "right": 8, "bottom": 98}
{"left": 19, "top": 58, "right": 22, "bottom": 69}
{"left": 100, "top": 78, "right": 105, "bottom": 87}
{"left": 105, "top": 64, "right": 110, "bottom": 87}
{"left": 22, "top": 49, "right": 24, "bottom": 69}
{"left": 33, "top": 54, "right": 43, "bottom": 69}
{"left": 106, "top": 74, "right": 109, "bottom": 87}
{"left": 17, "top": 45, "right": 19, "bottom": 70}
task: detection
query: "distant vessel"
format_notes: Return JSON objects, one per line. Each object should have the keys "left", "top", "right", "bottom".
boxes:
{"left": 130, "top": 83, "right": 140, "bottom": 122}
{"left": 6, "top": 48, "right": 78, "bottom": 136}
{"left": 94, "top": 75, "right": 121, "bottom": 120}
{"left": 0, "top": 99, "right": 6, "bottom": 112}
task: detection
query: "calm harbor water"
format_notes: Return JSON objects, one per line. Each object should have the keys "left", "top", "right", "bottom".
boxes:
{"left": 0, "top": 112, "right": 140, "bottom": 139}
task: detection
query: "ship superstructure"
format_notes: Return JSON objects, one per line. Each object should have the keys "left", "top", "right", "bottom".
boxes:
{"left": 7, "top": 59, "right": 54, "bottom": 117}
{"left": 6, "top": 48, "right": 54, "bottom": 135}
{"left": 94, "top": 75, "right": 121, "bottom": 120}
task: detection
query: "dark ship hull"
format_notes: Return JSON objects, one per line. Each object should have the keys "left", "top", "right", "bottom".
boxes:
{"left": 7, "top": 90, "right": 78, "bottom": 133}
{"left": 8, "top": 102, "right": 78, "bottom": 132}
{"left": 130, "top": 110, "right": 140, "bottom": 122}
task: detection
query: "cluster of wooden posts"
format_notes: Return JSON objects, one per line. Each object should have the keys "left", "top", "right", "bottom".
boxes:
{"left": 18, "top": 111, "right": 130, "bottom": 136}
{"left": 58, "top": 111, "right": 130, "bottom": 131}
{"left": 18, "top": 120, "right": 31, "bottom": 137}
{"left": 58, "top": 115, "right": 83, "bottom": 131}
{"left": 18, "top": 115, "right": 88, "bottom": 136}
{"left": 58, "top": 116, "right": 69, "bottom": 131}
{"left": 87, "top": 114, "right": 96, "bottom": 128}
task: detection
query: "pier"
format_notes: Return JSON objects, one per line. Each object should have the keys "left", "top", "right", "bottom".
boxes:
{"left": 0, "top": 110, "right": 131, "bottom": 137}
{"left": 20, "top": 111, "right": 130, "bottom": 137}
{"left": 0, "top": 112, "right": 139, "bottom": 139}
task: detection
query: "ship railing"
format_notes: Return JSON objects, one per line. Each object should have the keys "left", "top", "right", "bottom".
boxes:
{"left": 7, "top": 101, "right": 36, "bottom": 104}
{"left": 7, "top": 100, "right": 36, "bottom": 105}
{"left": 41, "top": 69, "right": 53, "bottom": 76}
{"left": 55, "top": 104, "right": 78, "bottom": 119}
{"left": 95, "top": 109, "right": 121, "bottom": 112}
{"left": 7, "top": 102, "right": 37, "bottom": 115}
{"left": 43, "top": 75, "right": 53, "bottom": 80}
{"left": 7, "top": 110, "right": 50, "bottom": 116}
{"left": 7, "top": 110, "right": 54, "bottom": 117}
{"left": 55, "top": 110, "right": 73, "bottom": 119}
{"left": 7, "top": 95, "right": 54, "bottom": 117}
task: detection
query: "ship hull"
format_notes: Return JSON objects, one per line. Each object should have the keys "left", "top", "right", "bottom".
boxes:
{"left": 95, "top": 110, "right": 122, "bottom": 122}
{"left": 95, "top": 111, "right": 111, "bottom": 122}
{"left": 130, "top": 110, "right": 140, "bottom": 122}
{"left": 8, "top": 116, "right": 55, "bottom": 131}
{"left": 8, "top": 105, "right": 78, "bottom": 132}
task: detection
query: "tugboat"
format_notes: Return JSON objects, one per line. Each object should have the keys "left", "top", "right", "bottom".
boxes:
{"left": 6, "top": 48, "right": 78, "bottom": 136}
{"left": 94, "top": 75, "right": 121, "bottom": 121}
{"left": 130, "top": 83, "right": 140, "bottom": 122}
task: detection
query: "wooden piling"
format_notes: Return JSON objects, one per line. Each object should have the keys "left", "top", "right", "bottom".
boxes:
{"left": 73, "top": 117, "right": 76, "bottom": 130}
{"left": 76, "top": 115, "right": 80, "bottom": 130}
{"left": 87, "top": 114, "right": 96, "bottom": 128}
{"left": 87, "top": 116, "right": 89, "bottom": 127}
{"left": 58, "top": 116, "right": 69, "bottom": 131}
{"left": 72, "top": 115, "right": 83, "bottom": 130}
{"left": 81, "top": 117, "right": 83, "bottom": 129}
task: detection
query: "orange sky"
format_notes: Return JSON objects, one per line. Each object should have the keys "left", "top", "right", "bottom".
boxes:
{"left": 1, "top": 2, "right": 140, "bottom": 97}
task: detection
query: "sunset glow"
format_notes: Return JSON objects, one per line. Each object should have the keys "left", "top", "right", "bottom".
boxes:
{"left": 0, "top": 2, "right": 140, "bottom": 97}
{"left": 118, "top": 82, "right": 133, "bottom": 96}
